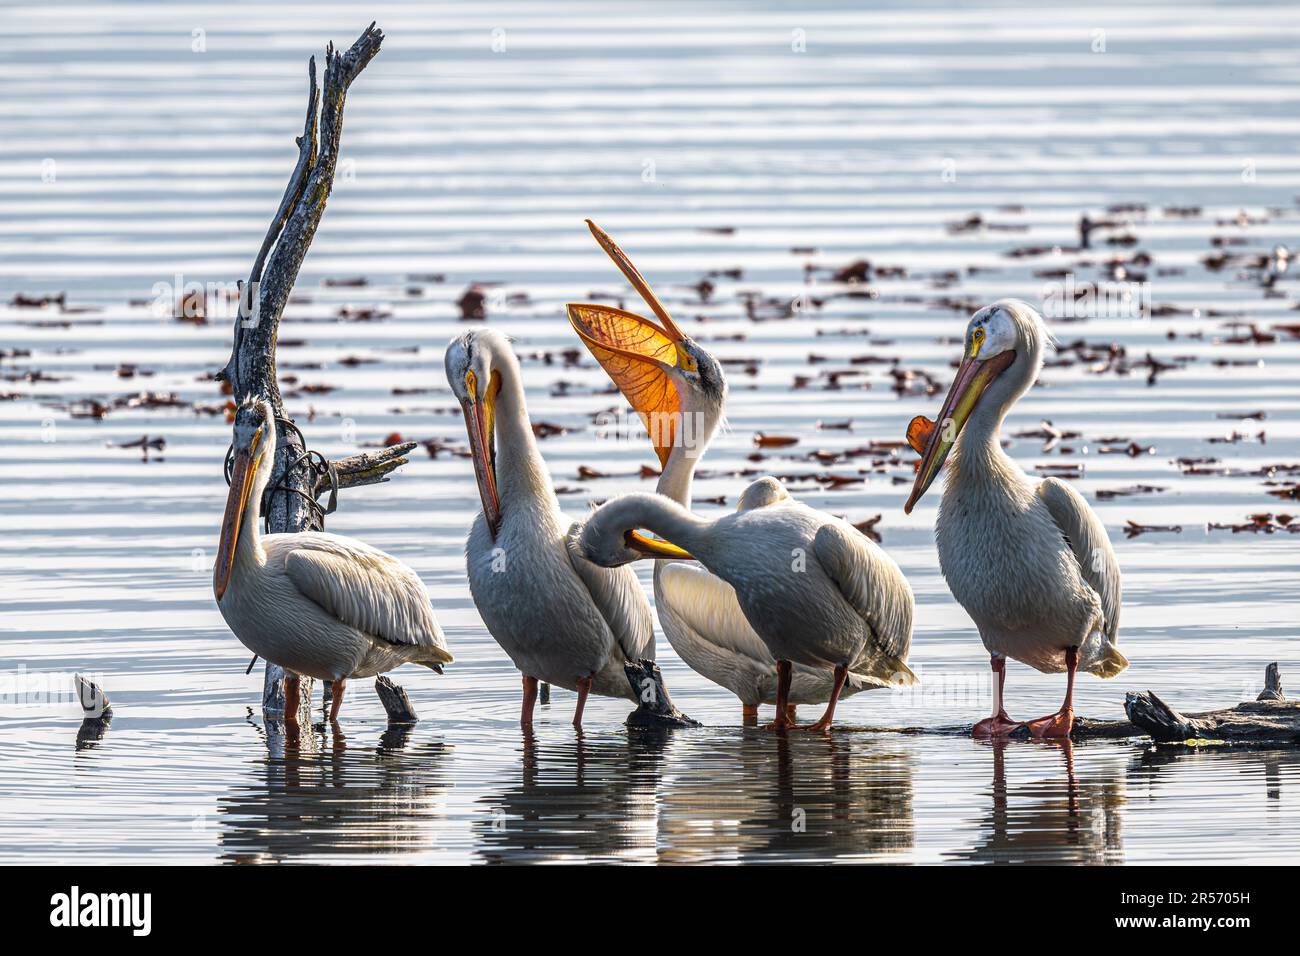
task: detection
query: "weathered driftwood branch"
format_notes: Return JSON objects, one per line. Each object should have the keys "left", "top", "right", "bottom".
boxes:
{"left": 74, "top": 674, "right": 112, "bottom": 750}
{"left": 332, "top": 441, "right": 419, "bottom": 491}
{"left": 863, "top": 664, "right": 1296, "bottom": 744}
{"left": 375, "top": 676, "right": 419, "bottom": 723}
{"left": 1071, "top": 663, "right": 1298, "bottom": 745}
{"left": 214, "top": 24, "right": 416, "bottom": 719}
{"left": 1120, "top": 688, "right": 1300, "bottom": 745}
{"left": 74, "top": 673, "right": 111, "bottom": 718}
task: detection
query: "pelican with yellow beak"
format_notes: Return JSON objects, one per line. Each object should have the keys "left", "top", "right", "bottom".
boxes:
{"left": 568, "top": 220, "right": 903, "bottom": 725}
{"left": 445, "top": 329, "right": 656, "bottom": 732}
{"left": 579, "top": 477, "right": 917, "bottom": 733}
{"left": 213, "top": 398, "right": 452, "bottom": 723}
{"left": 904, "top": 300, "right": 1128, "bottom": 738}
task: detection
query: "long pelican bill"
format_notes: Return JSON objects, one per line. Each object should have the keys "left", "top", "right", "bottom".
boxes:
{"left": 214, "top": 430, "right": 263, "bottom": 600}
{"left": 462, "top": 371, "right": 502, "bottom": 537}
{"left": 904, "top": 347, "right": 1017, "bottom": 514}
{"left": 569, "top": 222, "right": 702, "bottom": 466}
{"left": 584, "top": 219, "right": 685, "bottom": 339}
{"left": 566, "top": 301, "right": 687, "bottom": 467}
{"left": 624, "top": 529, "right": 694, "bottom": 560}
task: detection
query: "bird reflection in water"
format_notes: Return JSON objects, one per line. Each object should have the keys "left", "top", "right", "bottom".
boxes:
{"left": 956, "top": 738, "right": 1126, "bottom": 864}
{"left": 475, "top": 728, "right": 914, "bottom": 864}
{"left": 215, "top": 711, "right": 452, "bottom": 863}
{"left": 474, "top": 729, "right": 670, "bottom": 864}
{"left": 656, "top": 729, "right": 915, "bottom": 863}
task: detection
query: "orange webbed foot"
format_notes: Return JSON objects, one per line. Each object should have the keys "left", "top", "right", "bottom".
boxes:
{"left": 972, "top": 710, "right": 1024, "bottom": 738}
{"left": 1026, "top": 708, "right": 1074, "bottom": 739}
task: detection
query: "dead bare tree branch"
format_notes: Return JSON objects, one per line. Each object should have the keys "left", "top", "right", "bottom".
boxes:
{"left": 214, "top": 24, "right": 417, "bottom": 721}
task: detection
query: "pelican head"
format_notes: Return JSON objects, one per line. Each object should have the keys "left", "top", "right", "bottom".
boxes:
{"left": 445, "top": 329, "right": 506, "bottom": 537}
{"left": 736, "top": 476, "right": 790, "bottom": 511}
{"left": 566, "top": 219, "right": 727, "bottom": 468}
{"left": 580, "top": 492, "right": 697, "bottom": 568}
{"left": 215, "top": 397, "right": 274, "bottom": 600}
{"left": 904, "top": 299, "right": 1048, "bottom": 514}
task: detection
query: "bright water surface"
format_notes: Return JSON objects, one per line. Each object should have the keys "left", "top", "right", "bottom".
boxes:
{"left": 2, "top": 0, "right": 1300, "bottom": 863}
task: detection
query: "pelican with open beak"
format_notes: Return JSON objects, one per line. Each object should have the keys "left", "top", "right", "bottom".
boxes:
{"left": 445, "top": 328, "right": 657, "bottom": 732}
{"left": 904, "top": 300, "right": 1128, "bottom": 738}
{"left": 567, "top": 220, "right": 906, "bottom": 726}
{"left": 213, "top": 398, "right": 452, "bottom": 724}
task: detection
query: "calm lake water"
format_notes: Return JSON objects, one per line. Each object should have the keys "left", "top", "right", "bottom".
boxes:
{"left": 2, "top": 0, "right": 1299, "bottom": 864}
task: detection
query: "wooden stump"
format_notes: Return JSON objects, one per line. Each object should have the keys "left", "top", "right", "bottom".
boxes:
{"left": 1072, "top": 662, "right": 1299, "bottom": 745}
{"left": 624, "top": 659, "right": 700, "bottom": 729}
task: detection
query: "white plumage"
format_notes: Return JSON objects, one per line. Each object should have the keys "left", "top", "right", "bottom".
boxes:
{"left": 906, "top": 299, "right": 1127, "bottom": 738}
{"left": 446, "top": 329, "right": 655, "bottom": 730}
{"left": 213, "top": 399, "right": 451, "bottom": 720}
{"left": 580, "top": 477, "right": 917, "bottom": 731}
{"left": 567, "top": 220, "right": 885, "bottom": 718}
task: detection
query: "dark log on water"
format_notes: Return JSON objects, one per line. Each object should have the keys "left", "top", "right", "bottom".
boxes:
{"left": 1070, "top": 662, "right": 1299, "bottom": 745}
{"left": 624, "top": 659, "right": 700, "bottom": 729}
{"left": 375, "top": 676, "right": 419, "bottom": 723}
{"left": 1119, "top": 689, "right": 1300, "bottom": 745}
{"left": 873, "top": 664, "right": 1297, "bottom": 745}
{"left": 216, "top": 24, "right": 417, "bottom": 721}
{"left": 74, "top": 673, "right": 111, "bottom": 718}
{"left": 74, "top": 674, "right": 112, "bottom": 750}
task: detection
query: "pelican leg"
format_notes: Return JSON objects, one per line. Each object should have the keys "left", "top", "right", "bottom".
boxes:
{"left": 283, "top": 674, "right": 301, "bottom": 727}
{"left": 521, "top": 674, "right": 538, "bottom": 732}
{"left": 742, "top": 703, "right": 759, "bottom": 726}
{"left": 572, "top": 674, "right": 593, "bottom": 730}
{"left": 972, "top": 655, "right": 1023, "bottom": 737}
{"left": 329, "top": 678, "right": 346, "bottom": 722}
{"left": 1027, "top": 646, "right": 1078, "bottom": 738}
{"left": 797, "top": 663, "right": 847, "bottom": 733}
{"left": 762, "top": 661, "right": 794, "bottom": 731}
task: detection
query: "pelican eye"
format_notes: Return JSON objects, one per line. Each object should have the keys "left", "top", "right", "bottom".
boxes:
{"left": 676, "top": 345, "right": 698, "bottom": 372}
{"left": 465, "top": 369, "right": 478, "bottom": 397}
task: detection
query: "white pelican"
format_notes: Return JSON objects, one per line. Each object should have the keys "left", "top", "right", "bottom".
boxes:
{"left": 904, "top": 299, "right": 1128, "bottom": 738}
{"left": 580, "top": 477, "right": 917, "bottom": 732}
{"left": 214, "top": 398, "right": 452, "bottom": 723}
{"left": 566, "top": 220, "right": 890, "bottom": 724}
{"left": 445, "top": 329, "right": 656, "bottom": 731}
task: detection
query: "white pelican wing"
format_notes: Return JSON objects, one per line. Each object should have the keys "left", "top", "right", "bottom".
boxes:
{"left": 564, "top": 524, "right": 655, "bottom": 662}
{"left": 1038, "top": 477, "right": 1121, "bottom": 643}
{"left": 279, "top": 534, "right": 451, "bottom": 655}
{"left": 812, "top": 521, "right": 916, "bottom": 683}
{"left": 657, "top": 562, "right": 774, "bottom": 664}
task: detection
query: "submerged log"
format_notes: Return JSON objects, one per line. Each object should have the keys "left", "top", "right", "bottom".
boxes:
{"left": 74, "top": 674, "right": 112, "bottom": 750}
{"left": 1121, "top": 689, "right": 1300, "bottom": 745}
{"left": 1071, "top": 662, "right": 1298, "bottom": 745}
{"left": 624, "top": 659, "right": 700, "bottom": 729}
{"left": 864, "top": 663, "right": 1297, "bottom": 744}
{"left": 215, "top": 24, "right": 416, "bottom": 720}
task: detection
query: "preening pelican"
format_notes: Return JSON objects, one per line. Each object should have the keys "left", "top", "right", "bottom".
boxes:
{"left": 904, "top": 299, "right": 1128, "bottom": 738}
{"left": 567, "top": 220, "right": 887, "bottom": 723}
{"left": 214, "top": 398, "right": 452, "bottom": 722}
{"left": 580, "top": 477, "right": 917, "bottom": 732}
{"left": 446, "top": 329, "right": 656, "bottom": 731}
